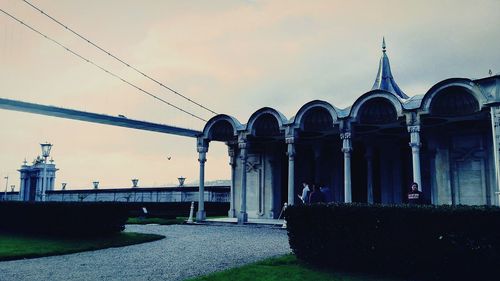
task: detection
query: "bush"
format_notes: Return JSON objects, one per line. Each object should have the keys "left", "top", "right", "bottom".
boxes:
{"left": 126, "top": 202, "right": 229, "bottom": 218}
{"left": 286, "top": 203, "right": 500, "bottom": 280}
{"left": 0, "top": 202, "right": 129, "bottom": 237}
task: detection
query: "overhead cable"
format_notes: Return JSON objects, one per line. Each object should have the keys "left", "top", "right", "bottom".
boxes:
{"left": 22, "top": 0, "right": 218, "bottom": 115}
{"left": 0, "top": 8, "right": 207, "bottom": 122}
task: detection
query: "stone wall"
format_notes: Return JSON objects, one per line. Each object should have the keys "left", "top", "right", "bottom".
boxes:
{"left": 0, "top": 186, "right": 229, "bottom": 203}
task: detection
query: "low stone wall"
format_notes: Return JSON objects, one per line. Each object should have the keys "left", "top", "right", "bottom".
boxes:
{"left": 0, "top": 192, "right": 20, "bottom": 201}
{"left": 0, "top": 186, "right": 229, "bottom": 203}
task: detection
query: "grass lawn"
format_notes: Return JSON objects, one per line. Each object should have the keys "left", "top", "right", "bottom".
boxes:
{"left": 0, "top": 231, "right": 165, "bottom": 261}
{"left": 185, "top": 254, "right": 399, "bottom": 281}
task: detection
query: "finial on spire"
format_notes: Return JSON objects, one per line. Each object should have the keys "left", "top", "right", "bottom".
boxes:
{"left": 382, "top": 37, "right": 386, "bottom": 52}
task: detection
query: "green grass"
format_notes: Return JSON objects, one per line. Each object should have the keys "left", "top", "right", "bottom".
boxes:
{"left": 185, "top": 254, "right": 399, "bottom": 281}
{"left": 0, "top": 231, "right": 165, "bottom": 261}
{"left": 126, "top": 217, "right": 187, "bottom": 225}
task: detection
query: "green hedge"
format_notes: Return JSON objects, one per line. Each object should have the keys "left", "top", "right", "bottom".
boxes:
{"left": 286, "top": 203, "right": 500, "bottom": 280}
{"left": 126, "top": 202, "right": 229, "bottom": 218}
{"left": 0, "top": 202, "right": 129, "bottom": 237}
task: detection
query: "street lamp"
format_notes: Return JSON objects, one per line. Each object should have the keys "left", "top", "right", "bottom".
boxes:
{"left": 3, "top": 176, "right": 8, "bottom": 201}
{"left": 40, "top": 142, "right": 53, "bottom": 202}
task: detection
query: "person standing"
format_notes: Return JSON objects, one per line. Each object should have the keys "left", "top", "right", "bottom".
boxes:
{"left": 407, "top": 182, "right": 423, "bottom": 205}
{"left": 299, "top": 182, "right": 310, "bottom": 204}
{"left": 309, "top": 183, "right": 326, "bottom": 204}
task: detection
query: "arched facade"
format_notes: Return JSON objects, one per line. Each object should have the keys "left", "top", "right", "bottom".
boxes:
{"left": 193, "top": 42, "right": 500, "bottom": 223}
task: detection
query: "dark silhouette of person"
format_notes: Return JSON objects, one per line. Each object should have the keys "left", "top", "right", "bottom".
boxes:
{"left": 309, "top": 183, "right": 326, "bottom": 204}
{"left": 407, "top": 182, "right": 423, "bottom": 205}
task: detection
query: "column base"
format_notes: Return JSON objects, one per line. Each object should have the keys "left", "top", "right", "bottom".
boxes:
{"left": 228, "top": 209, "right": 236, "bottom": 218}
{"left": 196, "top": 210, "right": 206, "bottom": 222}
{"left": 237, "top": 212, "right": 248, "bottom": 224}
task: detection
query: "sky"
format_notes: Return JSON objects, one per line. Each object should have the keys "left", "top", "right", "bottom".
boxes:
{"left": 0, "top": 0, "right": 499, "bottom": 190}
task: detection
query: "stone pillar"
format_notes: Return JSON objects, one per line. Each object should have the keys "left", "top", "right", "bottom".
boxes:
{"left": 228, "top": 145, "right": 237, "bottom": 218}
{"left": 196, "top": 140, "right": 208, "bottom": 221}
{"left": 408, "top": 125, "right": 422, "bottom": 191}
{"left": 341, "top": 132, "right": 352, "bottom": 203}
{"left": 365, "top": 146, "right": 374, "bottom": 204}
{"left": 238, "top": 140, "right": 248, "bottom": 224}
{"left": 286, "top": 137, "right": 296, "bottom": 205}
{"left": 490, "top": 106, "right": 500, "bottom": 205}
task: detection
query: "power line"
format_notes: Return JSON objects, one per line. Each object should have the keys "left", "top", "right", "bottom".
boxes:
{"left": 21, "top": 0, "right": 218, "bottom": 115}
{"left": 0, "top": 8, "right": 207, "bottom": 122}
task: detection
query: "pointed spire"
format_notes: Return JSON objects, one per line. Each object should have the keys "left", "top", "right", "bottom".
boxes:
{"left": 371, "top": 38, "right": 408, "bottom": 99}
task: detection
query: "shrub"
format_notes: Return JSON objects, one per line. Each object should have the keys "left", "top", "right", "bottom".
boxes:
{"left": 126, "top": 202, "right": 229, "bottom": 218}
{"left": 0, "top": 202, "right": 129, "bottom": 237}
{"left": 286, "top": 203, "right": 500, "bottom": 280}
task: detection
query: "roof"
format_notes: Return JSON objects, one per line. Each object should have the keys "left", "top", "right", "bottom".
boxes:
{"left": 371, "top": 38, "right": 409, "bottom": 99}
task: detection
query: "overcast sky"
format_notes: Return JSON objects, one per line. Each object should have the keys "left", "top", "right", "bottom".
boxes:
{"left": 1, "top": 0, "right": 499, "bottom": 190}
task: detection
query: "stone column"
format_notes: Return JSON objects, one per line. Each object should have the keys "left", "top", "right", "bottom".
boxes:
{"left": 490, "top": 106, "right": 500, "bottom": 205}
{"left": 286, "top": 137, "right": 296, "bottom": 205}
{"left": 196, "top": 141, "right": 208, "bottom": 221}
{"left": 341, "top": 132, "right": 352, "bottom": 203}
{"left": 408, "top": 125, "right": 422, "bottom": 191}
{"left": 228, "top": 145, "right": 237, "bottom": 218}
{"left": 365, "top": 146, "right": 374, "bottom": 204}
{"left": 238, "top": 140, "right": 248, "bottom": 224}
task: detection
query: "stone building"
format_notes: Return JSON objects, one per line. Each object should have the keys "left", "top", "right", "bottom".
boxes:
{"left": 18, "top": 157, "right": 58, "bottom": 201}
{"left": 195, "top": 40, "right": 500, "bottom": 223}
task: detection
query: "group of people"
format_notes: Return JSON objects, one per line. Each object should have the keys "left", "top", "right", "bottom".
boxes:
{"left": 298, "top": 182, "right": 333, "bottom": 204}
{"left": 298, "top": 181, "right": 424, "bottom": 205}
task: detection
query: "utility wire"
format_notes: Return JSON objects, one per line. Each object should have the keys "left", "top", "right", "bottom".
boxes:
{"left": 22, "top": 0, "right": 218, "bottom": 115}
{"left": 0, "top": 8, "right": 207, "bottom": 122}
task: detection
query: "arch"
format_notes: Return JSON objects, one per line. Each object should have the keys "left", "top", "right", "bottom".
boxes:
{"left": 349, "top": 90, "right": 404, "bottom": 122}
{"left": 246, "top": 107, "right": 287, "bottom": 137}
{"left": 292, "top": 100, "right": 339, "bottom": 131}
{"left": 202, "top": 114, "right": 242, "bottom": 141}
{"left": 421, "top": 78, "right": 486, "bottom": 115}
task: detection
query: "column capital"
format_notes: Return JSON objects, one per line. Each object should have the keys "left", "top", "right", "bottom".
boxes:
{"left": 405, "top": 111, "right": 421, "bottom": 127}
{"left": 228, "top": 146, "right": 237, "bottom": 166}
{"left": 197, "top": 137, "right": 209, "bottom": 153}
{"left": 238, "top": 141, "right": 248, "bottom": 150}
{"left": 341, "top": 131, "right": 352, "bottom": 153}
{"left": 197, "top": 146, "right": 208, "bottom": 154}
{"left": 198, "top": 151, "right": 207, "bottom": 164}
{"left": 408, "top": 125, "right": 421, "bottom": 148}
{"left": 407, "top": 125, "right": 421, "bottom": 133}
{"left": 340, "top": 131, "right": 352, "bottom": 140}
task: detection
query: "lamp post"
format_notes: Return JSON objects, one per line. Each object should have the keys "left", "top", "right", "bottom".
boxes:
{"left": 178, "top": 177, "right": 186, "bottom": 187}
{"left": 3, "top": 176, "right": 8, "bottom": 201}
{"left": 40, "top": 143, "right": 53, "bottom": 202}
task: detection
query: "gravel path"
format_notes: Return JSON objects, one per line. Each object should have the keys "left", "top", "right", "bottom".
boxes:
{"left": 0, "top": 224, "right": 290, "bottom": 281}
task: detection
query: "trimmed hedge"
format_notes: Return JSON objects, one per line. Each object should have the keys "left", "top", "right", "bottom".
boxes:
{"left": 0, "top": 202, "right": 128, "bottom": 237}
{"left": 0, "top": 201, "right": 229, "bottom": 236}
{"left": 286, "top": 203, "right": 500, "bottom": 280}
{"left": 126, "top": 202, "right": 229, "bottom": 218}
